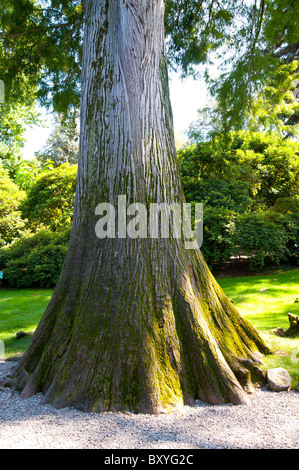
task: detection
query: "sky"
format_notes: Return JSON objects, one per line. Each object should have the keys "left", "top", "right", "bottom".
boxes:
{"left": 21, "top": 71, "right": 209, "bottom": 160}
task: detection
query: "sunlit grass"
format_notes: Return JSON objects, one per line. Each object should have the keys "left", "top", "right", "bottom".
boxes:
{"left": 218, "top": 268, "right": 299, "bottom": 386}
{"left": 0, "top": 289, "right": 52, "bottom": 358}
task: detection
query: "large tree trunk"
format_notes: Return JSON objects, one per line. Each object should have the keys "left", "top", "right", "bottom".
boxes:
{"left": 6, "top": 0, "right": 270, "bottom": 413}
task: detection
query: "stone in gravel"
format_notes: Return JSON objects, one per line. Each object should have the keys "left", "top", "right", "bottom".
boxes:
{"left": 266, "top": 368, "right": 292, "bottom": 392}
{"left": 296, "top": 382, "right": 299, "bottom": 393}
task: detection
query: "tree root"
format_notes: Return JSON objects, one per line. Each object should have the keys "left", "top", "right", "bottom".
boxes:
{"left": 272, "top": 313, "right": 299, "bottom": 338}
{"left": 230, "top": 356, "right": 266, "bottom": 394}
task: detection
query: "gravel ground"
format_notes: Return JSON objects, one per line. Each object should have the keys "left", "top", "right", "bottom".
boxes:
{"left": 0, "top": 361, "right": 298, "bottom": 449}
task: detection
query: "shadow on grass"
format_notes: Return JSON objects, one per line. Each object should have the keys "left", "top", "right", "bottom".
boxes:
{"left": 0, "top": 289, "right": 52, "bottom": 358}
{"left": 2, "top": 332, "right": 34, "bottom": 359}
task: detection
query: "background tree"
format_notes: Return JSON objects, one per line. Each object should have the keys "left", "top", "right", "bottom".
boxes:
{"left": 193, "top": 60, "right": 299, "bottom": 139}
{"left": 13, "top": 159, "right": 54, "bottom": 192}
{"left": 206, "top": 0, "right": 299, "bottom": 133}
{"left": 234, "top": 210, "right": 295, "bottom": 269}
{"left": 0, "top": 0, "right": 83, "bottom": 114}
{"left": 35, "top": 112, "right": 80, "bottom": 167}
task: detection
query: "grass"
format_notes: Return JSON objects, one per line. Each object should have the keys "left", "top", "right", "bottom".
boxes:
{"left": 0, "top": 288, "right": 52, "bottom": 359}
{"left": 217, "top": 268, "right": 299, "bottom": 387}
{"left": 0, "top": 267, "right": 298, "bottom": 387}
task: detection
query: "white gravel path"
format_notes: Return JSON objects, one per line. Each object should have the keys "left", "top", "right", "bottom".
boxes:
{"left": 0, "top": 361, "right": 298, "bottom": 449}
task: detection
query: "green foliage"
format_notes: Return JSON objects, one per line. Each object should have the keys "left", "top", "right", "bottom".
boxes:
{"left": 178, "top": 141, "right": 253, "bottom": 211}
{"left": 234, "top": 210, "right": 295, "bottom": 269}
{"left": 0, "top": 100, "right": 40, "bottom": 178}
{"left": 245, "top": 61, "right": 299, "bottom": 136}
{"left": 0, "top": 165, "right": 26, "bottom": 247}
{"left": 0, "top": 227, "right": 71, "bottom": 288}
{"left": 178, "top": 131, "right": 299, "bottom": 269}
{"left": 4, "top": 244, "right": 68, "bottom": 288}
{"left": 199, "top": 207, "right": 295, "bottom": 269}
{"left": 165, "top": 0, "right": 238, "bottom": 75}
{"left": 20, "top": 163, "right": 77, "bottom": 230}
{"left": 201, "top": 206, "right": 237, "bottom": 266}
{"left": 0, "top": 0, "right": 42, "bottom": 178}
{"left": 13, "top": 159, "right": 54, "bottom": 191}
{"left": 193, "top": 1, "right": 299, "bottom": 134}
{"left": 0, "top": 160, "right": 75, "bottom": 287}
{"left": 0, "top": 0, "right": 83, "bottom": 114}
{"left": 191, "top": 60, "right": 299, "bottom": 139}
{"left": 232, "top": 131, "right": 299, "bottom": 207}
{"left": 274, "top": 196, "right": 299, "bottom": 215}
{"left": 2, "top": 0, "right": 298, "bottom": 128}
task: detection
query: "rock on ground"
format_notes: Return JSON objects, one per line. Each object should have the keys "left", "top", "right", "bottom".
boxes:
{"left": 266, "top": 368, "right": 292, "bottom": 392}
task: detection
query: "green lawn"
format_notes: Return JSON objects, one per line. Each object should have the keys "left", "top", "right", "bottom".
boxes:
{"left": 217, "top": 268, "right": 299, "bottom": 386}
{"left": 0, "top": 288, "right": 53, "bottom": 359}
{"left": 0, "top": 268, "right": 298, "bottom": 387}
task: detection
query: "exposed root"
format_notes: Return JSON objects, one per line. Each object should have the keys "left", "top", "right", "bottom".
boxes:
{"left": 230, "top": 356, "right": 266, "bottom": 394}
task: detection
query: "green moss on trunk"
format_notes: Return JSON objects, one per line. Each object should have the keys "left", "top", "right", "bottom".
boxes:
{"left": 3, "top": 0, "right": 270, "bottom": 414}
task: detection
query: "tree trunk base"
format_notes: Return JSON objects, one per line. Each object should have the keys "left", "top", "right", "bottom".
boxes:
{"left": 1, "top": 0, "right": 271, "bottom": 414}
{"left": 2, "top": 246, "right": 270, "bottom": 414}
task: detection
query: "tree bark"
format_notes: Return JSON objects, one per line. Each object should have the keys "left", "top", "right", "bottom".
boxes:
{"left": 5, "top": 0, "right": 270, "bottom": 413}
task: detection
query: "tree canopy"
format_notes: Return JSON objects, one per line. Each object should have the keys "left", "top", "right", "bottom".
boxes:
{"left": 1, "top": 0, "right": 299, "bottom": 131}
{"left": 35, "top": 112, "right": 79, "bottom": 166}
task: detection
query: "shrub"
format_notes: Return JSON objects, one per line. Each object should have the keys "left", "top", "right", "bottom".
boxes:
{"left": 0, "top": 227, "right": 71, "bottom": 288}
{"left": 200, "top": 207, "right": 297, "bottom": 270}
{"left": 0, "top": 165, "right": 26, "bottom": 247}
{"left": 4, "top": 244, "right": 68, "bottom": 288}
{"left": 177, "top": 131, "right": 299, "bottom": 270}
{"left": 201, "top": 206, "right": 237, "bottom": 266}
{"left": 20, "top": 163, "right": 77, "bottom": 230}
{"left": 233, "top": 211, "right": 296, "bottom": 269}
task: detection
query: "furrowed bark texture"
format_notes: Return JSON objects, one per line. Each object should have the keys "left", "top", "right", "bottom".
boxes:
{"left": 6, "top": 0, "right": 270, "bottom": 413}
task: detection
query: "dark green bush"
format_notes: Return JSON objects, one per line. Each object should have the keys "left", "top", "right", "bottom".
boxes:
{"left": 0, "top": 227, "right": 71, "bottom": 288}
{"left": 201, "top": 206, "right": 237, "bottom": 266}
{"left": 178, "top": 131, "right": 299, "bottom": 270}
{"left": 233, "top": 211, "right": 296, "bottom": 269}
{"left": 200, "top": 208, "right": 296, "bottom": 270}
